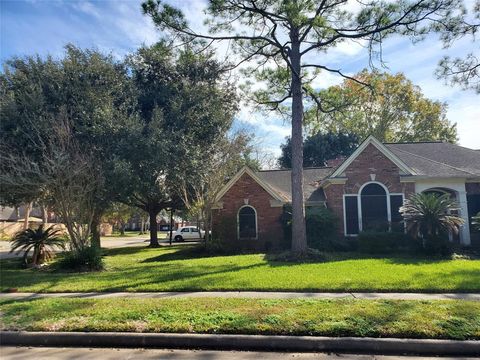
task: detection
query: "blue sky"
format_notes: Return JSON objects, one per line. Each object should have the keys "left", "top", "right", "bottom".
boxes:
{"left": 1, "top": 0, "right": 479, "bottom": 161}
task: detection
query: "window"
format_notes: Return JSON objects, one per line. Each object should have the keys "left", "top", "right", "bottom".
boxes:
{"left": 361, "top": 183, "right": 388, "bottom": 231}
{"left": 238, "top": 206, "right": 257, "bottom": 239}
{"left": 390, "top": 194, "right": 404, "bottom": 232}
{"left": 191, "top": 228, "right": 199, "bottom": 233}
{"left": 344, "top": 196, "right": 359, "bottom": 235}
{"left": 181, "top": 228, "right": 190, "bottom": 233}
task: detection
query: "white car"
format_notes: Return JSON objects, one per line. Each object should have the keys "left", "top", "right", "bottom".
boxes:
{"left": 172, "top": 226, "right": 206, "bottom": 242}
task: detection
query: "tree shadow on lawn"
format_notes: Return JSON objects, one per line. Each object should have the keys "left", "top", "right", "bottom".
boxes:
{"left": 262, "top": 251, "right": 462, "bottom": 266}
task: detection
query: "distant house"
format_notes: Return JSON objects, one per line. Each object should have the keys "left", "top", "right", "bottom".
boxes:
{"left": 212, "top": 135, "right": 480, "bottom": 250}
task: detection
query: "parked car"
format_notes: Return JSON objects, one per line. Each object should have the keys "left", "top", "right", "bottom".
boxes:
{"left": 172, "top": 226, "right": 208, "bottom": 242}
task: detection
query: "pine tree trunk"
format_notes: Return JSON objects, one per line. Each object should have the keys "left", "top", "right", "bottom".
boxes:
{"left": 289, "top": 31, "right": 307, "bottom": 254}
{"left": 149, "top": 210, "right": 160, "bottom": 247}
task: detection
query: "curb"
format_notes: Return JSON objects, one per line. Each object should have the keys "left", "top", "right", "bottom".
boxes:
{"left": 1, "top": 331, "right": 479, "bottom": 356}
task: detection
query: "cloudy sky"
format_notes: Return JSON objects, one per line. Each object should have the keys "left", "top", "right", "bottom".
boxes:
{"left": 1, "top": 0, "right": 479, "bottom": 160}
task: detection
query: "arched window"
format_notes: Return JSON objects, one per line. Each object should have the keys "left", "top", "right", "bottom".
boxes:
{"left": 361, "top": 183, "right": 388, "bottom": 231}
{"left": 238, "top": 206, "right": 257, "bottom": 239}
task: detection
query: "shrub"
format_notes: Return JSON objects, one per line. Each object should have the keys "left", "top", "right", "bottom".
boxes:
{"left": 281, "top": 206, "right": 341, "bottom": 251}
{"left": 206, "top": 237, "right": 234, "bottom": 254}
{"left": 358, "top": 231, "right": 413, "bottom": 254}
{"left": 57, "top": 246, "right": 104, "bottom": 271}
{"left": 423, "top": 235, "right": 453, "bottom": 256}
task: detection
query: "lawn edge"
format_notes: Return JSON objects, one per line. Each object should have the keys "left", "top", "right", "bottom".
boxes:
{"left": 1, "top": 331, "right": 479, "bottom": 355}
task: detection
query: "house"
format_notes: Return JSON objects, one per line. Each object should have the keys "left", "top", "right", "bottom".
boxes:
{"left": 212, "top": 135, "right": 480, "bottom": 249}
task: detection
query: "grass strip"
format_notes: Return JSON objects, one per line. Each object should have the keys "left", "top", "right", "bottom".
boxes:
{"left": 1, "top": 298, "right": 479, "bottom": 340}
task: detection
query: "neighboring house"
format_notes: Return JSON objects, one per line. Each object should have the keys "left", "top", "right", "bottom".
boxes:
{"left": 212, "top": 135, "right": 480, "bottom": 250}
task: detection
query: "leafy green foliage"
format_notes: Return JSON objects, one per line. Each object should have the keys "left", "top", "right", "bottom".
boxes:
{"left": 400, "top": 193, "right": 465, "bottom": 239}
{"left": 57, "top": 246, "right": 104, "bottom": 272}
{"left": 358, "top": 232, "right": 414, "bottom": 254}
{"left": 305, "top": 70, "right": 457, "bottom": 142}
{"left": 278, "top": 132, "right": 358, "bottom": 168}
{"left": 10, "top": 224, "right": 65, "bottom": 266}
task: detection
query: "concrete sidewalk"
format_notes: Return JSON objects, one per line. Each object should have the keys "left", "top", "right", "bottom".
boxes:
{"left": 1, "top": 291, "right": 479, "bottom": 301}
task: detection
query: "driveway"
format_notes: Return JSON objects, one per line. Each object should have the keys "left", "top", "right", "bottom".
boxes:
{"left": 0, "top": 233, "right": 199, "bottom": 260}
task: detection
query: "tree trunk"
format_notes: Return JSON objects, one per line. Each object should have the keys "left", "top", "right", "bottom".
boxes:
{"left": 90, "top": 209, "right": 102, "bottom": 250}
{"left": 289, "top": 32, "right": 307, "bottom": 254}
{"left": 41, "top": 204, "right": 48, "bottom": 224}
{"left": 120, "top": 223, "right": 125, "bottom": 236}
{"left": 148, "top": 210, "right": 160, "bottom": 247}
{"left": 23, "top": 201, "right": 32, "bottom": 230}
{"left": 140, "top": 217, "right": 145, "bottom": 234}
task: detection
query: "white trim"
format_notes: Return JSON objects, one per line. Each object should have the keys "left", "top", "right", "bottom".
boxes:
{"left": 343, "top": 181, "right": 405, "bottom": 235}
{"left": 237, "top": 205, "right": 258, "bottom": 240}
{"left": 358, "top": 181, "right": 391, "bottom": 231}
{"left": 330, "top": 135, "right": 416, "bottom": 178}
{"left": 215, "top": 166, "right": 286, "bottom": 204}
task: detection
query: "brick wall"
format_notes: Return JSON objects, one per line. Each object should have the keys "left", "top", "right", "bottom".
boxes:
{"left": 324, "top": 144, "right": 411, "bottom": 235}
{"left": 212, "top": 173, "right": 284, "bottom": 250}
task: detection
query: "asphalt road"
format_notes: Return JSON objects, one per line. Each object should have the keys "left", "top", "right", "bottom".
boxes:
{"left": 0, "top": 234, "right": 199, "bottom": 260}
{"left": 2, "top": 347, "right": 476, "bottom": 360}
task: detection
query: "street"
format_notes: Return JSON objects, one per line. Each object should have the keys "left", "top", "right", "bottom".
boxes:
{"left": 1, "top": 347, "right": 476, "bottom": 360}
{"left": 0, "top": 233, "right": 199, "bottom": 260}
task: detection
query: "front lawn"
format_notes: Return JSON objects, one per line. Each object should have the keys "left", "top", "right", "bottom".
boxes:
{"left": 1, "top": 297, "right": 478, "bottom": 340}
{"left": 1, "top": 245, "right": 479, "bottom": 292}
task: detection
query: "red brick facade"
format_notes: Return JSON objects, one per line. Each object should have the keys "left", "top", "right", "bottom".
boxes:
{"left": 212, "top": 173, "right": 284, "bottom": 250}
{"left": 323, "top": 144, "right": 415, "bottom": 235}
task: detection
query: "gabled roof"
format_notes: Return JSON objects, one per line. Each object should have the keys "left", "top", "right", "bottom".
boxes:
{"left": 215, "top": 167, "right": 289, "bottom": 203}
{"left": 385, "top": 142, "right": 480, "bottom": 178}
{"left": 215, "top": 167, "right": 331, "bottom": 204}
{"left": 256, "top": 168, "right": 332, "bottom": 202}
{"left": 329, "top": 135, "right": 417, "bottom": 177}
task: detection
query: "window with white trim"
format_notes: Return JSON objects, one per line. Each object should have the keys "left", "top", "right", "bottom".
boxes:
{"left": 343, "top": 181, "right": 405, "bottom": 236}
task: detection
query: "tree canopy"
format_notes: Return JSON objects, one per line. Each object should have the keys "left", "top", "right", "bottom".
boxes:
{"left": 305, "top": 70, "right": 458, "bottom": 143}
{"left": 279, "top": 132, "right": 358, "bottom": 169}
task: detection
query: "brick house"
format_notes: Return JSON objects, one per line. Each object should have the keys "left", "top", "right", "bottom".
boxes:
{"left": 212, "top": 136, "right": 480, "bottom": 249}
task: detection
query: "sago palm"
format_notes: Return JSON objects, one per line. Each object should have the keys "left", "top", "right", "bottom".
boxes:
{"left": 472, "top": 212, "right": 480, "bottom": 232}
{"left": 399, "top": 193, "right": 464, "bottom": 240}
{"left": 10, "top": 224, "right": 66, "bottom": 266}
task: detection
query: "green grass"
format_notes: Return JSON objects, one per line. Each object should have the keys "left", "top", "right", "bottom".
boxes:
{"left": 1, "top": 297, "right": 478, "bottom": 339}
{"left": 1, "top": 245, "right": 479, "bottom": 292}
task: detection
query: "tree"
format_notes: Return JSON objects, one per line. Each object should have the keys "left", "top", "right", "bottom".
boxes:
{"left": 10, "top": 224, "right": 65, "bottom": 267}
{"left": 399, "top": 193, "right": 464, "bottom": 243}
{"left": 113, "top": 43, "right": 237, "bottom": 247}
{"left": 177, "top": 131, "right": 259, "bottom": 245}
{"left": 279, "top": 132, "right": 358, "bottom": 168}
{"left": 0, "top": 45, "right": 134, "bottom": 250}
{"left": 103, "top": 203, "right": 136, "bottom": 235}
{"left": 434, "top": 0, "right": 479, "bottom": 93}
{"left": 143, "top": 0, "right": 467, "bottom": 254}
{"left": 305, "top": 70, "right": 457, "bottom": 142}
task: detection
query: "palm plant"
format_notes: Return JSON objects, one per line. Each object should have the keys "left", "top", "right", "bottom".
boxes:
{"left": 10, "top": 224, "right": 66, "bottom": 266}
{"left": 472, "top": 212, "right": 480, "bottom": 232}
{"left": 399, "top": 193, "right": 464, "bottom": 241}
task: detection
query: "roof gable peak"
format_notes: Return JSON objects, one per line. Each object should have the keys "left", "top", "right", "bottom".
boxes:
{"left": 329, "top": 135, "right": 417, "bottom": 178}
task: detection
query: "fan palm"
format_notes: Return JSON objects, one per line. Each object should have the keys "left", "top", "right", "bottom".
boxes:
{"left": 399, "top": 193, "right": 464, "bottom": 240}
{"left": 10, "top": 224, "right": 66, "bottom": 266}
{"left": 472, "top": 212, "right": 480, "bottom": 232}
